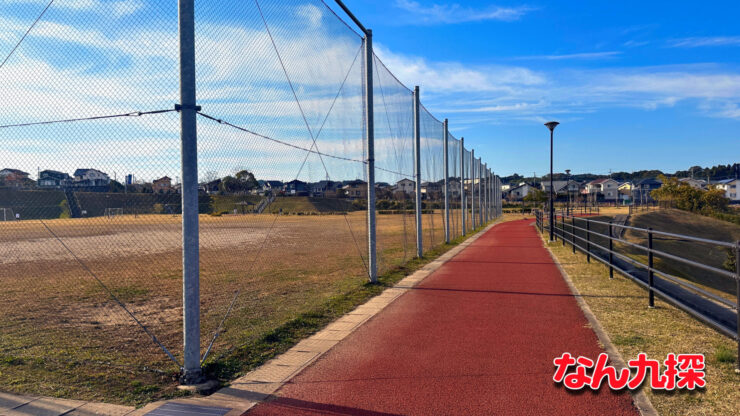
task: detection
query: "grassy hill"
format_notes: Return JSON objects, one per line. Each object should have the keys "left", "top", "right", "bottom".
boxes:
{"left": 266, "top": 197, "right": 357, "bottom": 214}
{"left": 0, "top": 188, "right": 65, "bottom": 219}
{"left": 211, "top": 194, "right": 263, "bottom": 213}
{"left": 625, "top": 209, "right": 740, "bottom": 295}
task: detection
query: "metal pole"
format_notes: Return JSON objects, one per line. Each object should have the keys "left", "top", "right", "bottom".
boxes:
{"left": 443, "top": 119, "right": 450, "bottom": 243}
{"left": 413, "top": 86, "right": 422, "bottom": 258}
{"left": 609, "top": 221, "right": 614, "bottom": 278}
{"left": 571, "top": 217, "right": 575, "bottom": 253}
{"left": 460, "top": 137, "right": 466, "bottom": 236}
{"left": 549, "top": 129, "right": 554, "bottom": 241}
{"left": 477, "top": 159, "right": 482, "bottom": 226}
{"left": 735, "top": 241, "right": 739, "bottom": 372}
{"left": 364, "top": 30, "right": 377, "bottom": 282}
{"left": 470, "top": 149, "right": 475, "bottom": 229}
{"left": 648, "top": 228, "right": 655, "bottom": 308}
{"left": 178, "top": 0, "right": 201, "bottom": 384}
{"left": 586, "top": 219, "right": 591, "bottom": 263}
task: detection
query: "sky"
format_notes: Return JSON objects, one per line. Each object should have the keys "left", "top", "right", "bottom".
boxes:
{"left": 0, "top": 0, "right": 738, "bottom": 182}
{"left": 326, "top": 0, "right": 740, "bottom": 177}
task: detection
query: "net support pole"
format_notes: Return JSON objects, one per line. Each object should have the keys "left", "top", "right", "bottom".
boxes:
{"left": 484, "top": 165, "right": 488, "bottom": 222}
{"left": 364, "top": 30, "right": 377, "bottom": 283}
{"left": 470, "top": 149, "right": 475, "bottom": 229}
{"left": 478, "top": 158, "right": 483, "bottom": 225}
{"left": 443, "top": 119, "right": 450, "bottom": 244}
{"left": 460, "top": 137, "right": 466, "bottom": 236}
{"left": 413, "top": 86, "right": 422, "bottom": 258}
{"left": 178, "top": 0, "right": 201, "bottom": 384}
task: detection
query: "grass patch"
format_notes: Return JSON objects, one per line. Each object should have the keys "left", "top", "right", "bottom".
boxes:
{"left": 714, "top": 345, "right": 736, "bottom": 364}
{"left": 544, "top": 232, "right": 740, "bottom": 415}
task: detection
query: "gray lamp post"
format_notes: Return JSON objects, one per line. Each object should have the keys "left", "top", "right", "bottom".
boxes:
{"left": 545, "top": 121, "right": 559, "bottom": 242}
{"left": 565, "top": 169, "right": 571, "bottom": 216}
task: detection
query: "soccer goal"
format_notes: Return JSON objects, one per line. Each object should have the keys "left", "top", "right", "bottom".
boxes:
{"left": 0, "top": 208, "right": 16, "bottom": 221}
{"left": 104, "top": 207, "right": 124, "bottom": 219}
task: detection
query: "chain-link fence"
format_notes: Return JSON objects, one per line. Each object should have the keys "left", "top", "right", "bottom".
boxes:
{"left": 0, "top": 0, "right": 502, "bottom": 402}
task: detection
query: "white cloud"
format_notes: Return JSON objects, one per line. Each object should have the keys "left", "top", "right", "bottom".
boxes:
{"left": 111, "top": 0, "right": 144, "bottom": 18}
{"left": 512, "top": 51, "right": 622, "bottom": 61}
{"left": 394, "top": 0, "right": 534, "bottom": 24}
{"left": 670, "top": 36, "right": 740, "bottom": 48}
{"left": 374, "top": 44, "right": 544, "bottom": 94}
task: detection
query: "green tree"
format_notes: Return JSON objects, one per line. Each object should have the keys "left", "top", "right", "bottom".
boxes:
{"left": 524, "top": 188, "right": 547, "bottom": 205}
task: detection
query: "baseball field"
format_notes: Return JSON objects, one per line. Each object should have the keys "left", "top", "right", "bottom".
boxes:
{"left": 0, "top": 210, "right": 454, "bottom": 404}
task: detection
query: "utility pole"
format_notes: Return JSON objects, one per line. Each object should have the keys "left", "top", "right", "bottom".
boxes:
{"left": 178, "top": 0, "right": 201, "bottom": 385}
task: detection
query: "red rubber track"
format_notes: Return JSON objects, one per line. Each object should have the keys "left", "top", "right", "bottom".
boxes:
{"left": 248, "top": 219, "right": 639, "bottom": 415}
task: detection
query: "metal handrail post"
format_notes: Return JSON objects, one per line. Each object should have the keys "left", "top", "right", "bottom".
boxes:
{"left": 648, "top": 228, "right": 655, "bottom": 308}
{"left": 571, "top": 216, "right": 576, "bottom": 253}
{"left": 609, "top": 221, "right": 614, "bottom": 278}
{"left": 586, "top": 220, "right": 591, "bottom": 263}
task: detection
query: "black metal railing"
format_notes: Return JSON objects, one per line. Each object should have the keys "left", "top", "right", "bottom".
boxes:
{"left": 535, "top": 209, "right": 740, "bottom": 370}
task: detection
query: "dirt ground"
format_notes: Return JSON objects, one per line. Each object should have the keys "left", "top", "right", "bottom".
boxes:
{"left": 0, "top": 211, "right": 448, "bottom": 403}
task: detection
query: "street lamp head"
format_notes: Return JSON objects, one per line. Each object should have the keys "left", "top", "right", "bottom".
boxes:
{"left": 544, "top": 121, "right": 559, "bottom": 132}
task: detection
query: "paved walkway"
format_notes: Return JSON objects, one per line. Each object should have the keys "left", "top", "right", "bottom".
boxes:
{"left": 248, "top": 219, "right": 640, "bottom": 415}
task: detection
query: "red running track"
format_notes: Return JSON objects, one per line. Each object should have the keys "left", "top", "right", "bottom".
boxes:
{"left": 248, "top": 219, "right": 639, "bottom": 415}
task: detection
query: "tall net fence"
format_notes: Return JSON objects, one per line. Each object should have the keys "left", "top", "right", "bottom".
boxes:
{"left": 419, "top": 104, "right": 445, "bottom": 251}
{"left": 372, "top": 53, "right": 416, "bottom": 274}
{"left": 0, "top": 0, "right": 501, "bottom": 401}
{"left": 448, "top": 134, "right": 462, "bottom": 239}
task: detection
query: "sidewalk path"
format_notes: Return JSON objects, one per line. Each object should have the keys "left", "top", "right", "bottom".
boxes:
{"left": 248, "top": 219, "right": 639, "bottom": 415}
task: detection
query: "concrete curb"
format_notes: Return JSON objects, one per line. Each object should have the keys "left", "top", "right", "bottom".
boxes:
{"left": 541, "top": 233, "right": 659, "bottom": 416}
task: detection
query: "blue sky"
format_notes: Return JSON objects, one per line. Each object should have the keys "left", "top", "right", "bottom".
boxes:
{"left": 327, "top": 0, "right": 740, "bottom": 176}
{"left": 0, "top": 0, "right": 738, "bottom": 181}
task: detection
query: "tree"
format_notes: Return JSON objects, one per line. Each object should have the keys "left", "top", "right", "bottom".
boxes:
{"left": 523, "top": 188, "right": 547, "bottom": 209}
{"left": 701, "top": 187, "right": 730, "bottom": 213}
{"left": 235, "top": 170, "right": 259, "bottom": 190}
{"left": 109, "top": 180, "right": 125, "bottom": 193}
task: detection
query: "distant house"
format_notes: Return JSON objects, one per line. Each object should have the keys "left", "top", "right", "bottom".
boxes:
{"left": 714, "top": 179, "right": 740, "bottom": 202}
{"left": 394, "top": 178, "right": 415, "bottom": 194}
{"left": 447, "top": 178, "right": 462, "bottom": 199}
{"left": 632, "top": 178, "right": 663, "bottom": 203}
{"left": 421, "top": 181, "right": 443, "bottom": 200}
{"left": 285, "top": 179, "right": 308, "bottom": 196}
{"left": 342, "top": 180, "right": 367, "bottom": 199}
{"left": 501, "top": 183, "right": 512, "bottom": 192}
{"left": 310, "top": 180, "right": 341, "bottom": 197}
{"left": 200, "top": 179, "right": 221, "bottom": 194}
{"left": 259, "top": 180, "right": 284, "bottom": 195}
{"left": 678, "top": 177, "right": 707, "bottom": 189}
{"left": 0, "top": 168, "right": 30, "bottom": 188}
{"left": 542, "top": 180, "right": 580, "bottom": 196}
{"left": 38, "top": 170, "right": 72, "bottom": 188}
{"left": 508, "top": 183, "right": 533, "bottom": 200}
{"left": 584, "top": 178, "right": 619, "bottom": 201}
{"left": 153, "top": 176, "right": 173, "bottom": 194}
{"left": 73, "top": 168, "right": 110, "bottom": 188}
{"left": 618, "top": 182, "right": 633, "bottom": 202}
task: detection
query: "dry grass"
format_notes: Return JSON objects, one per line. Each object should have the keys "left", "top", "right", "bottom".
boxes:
{"left": 545, "top": 234, "right": 740, "bottom": 416}
{"left": 622, "top": 209, "right": 740, "bottom": 298}
{"left": 0, "top": 211, "right": 458, "bottom": 405}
